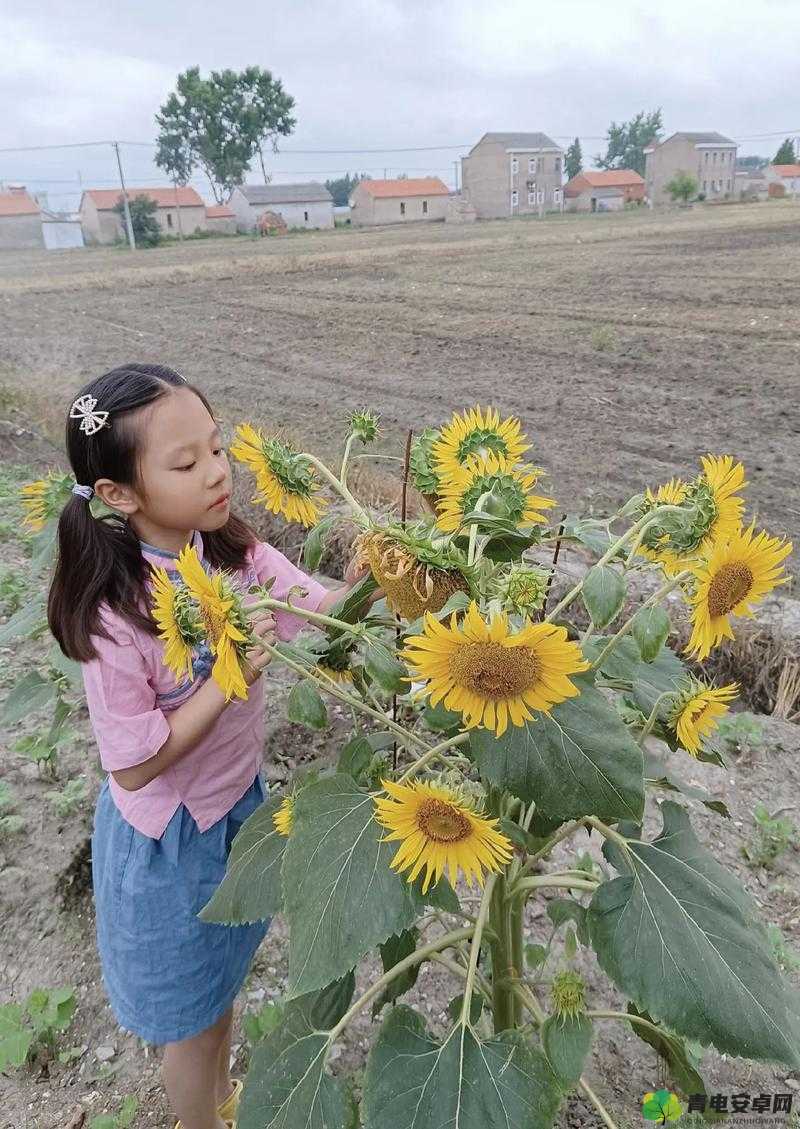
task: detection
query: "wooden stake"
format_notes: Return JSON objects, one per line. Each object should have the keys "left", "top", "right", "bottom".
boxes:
{"left": 393, "top": 428, "right": 413, "bottom": 771}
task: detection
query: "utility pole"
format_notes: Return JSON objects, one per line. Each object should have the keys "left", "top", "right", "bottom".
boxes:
{"left": 112, "top": 141, "right": 136, "bottom": 250}
{"left": 453, "top": 160, "right": 460, "bottom": 192}
{"left": 173, "top": 179, "right": 184, "bottom": 240}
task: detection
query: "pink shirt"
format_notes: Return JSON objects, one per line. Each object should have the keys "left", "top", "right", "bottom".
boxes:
{"left": 81, "top": 532, "right": 328, "bottom": 839}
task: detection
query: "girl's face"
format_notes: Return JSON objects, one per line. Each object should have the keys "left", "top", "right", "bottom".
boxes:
{"left": 99, "top": 387, "right": 232, "bottom": 543}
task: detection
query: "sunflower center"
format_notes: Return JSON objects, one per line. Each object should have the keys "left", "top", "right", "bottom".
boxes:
{"left": 417, "top": 797, "right": 472, "bottom": 843}
{"left": 706, "top": 563, "right": 754, "bottom": 618}
{"left": 449, "top": 642, "right": 539, "bottom": 699}
{"left": 200, "top": 605, "right": 227, "bottom": 646}
{"left": 689, "top": 701, "right": 710, "bottom": 724}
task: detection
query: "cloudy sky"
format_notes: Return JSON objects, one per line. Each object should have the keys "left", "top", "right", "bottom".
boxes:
{"left": 2, "top": 0, "right": 798, "bottom": 210}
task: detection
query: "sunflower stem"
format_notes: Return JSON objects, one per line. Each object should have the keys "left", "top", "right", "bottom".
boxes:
{"left": 578, "top": 1078, "right": 620, "bottom": 1129}
{"left": 636, "top": 690, "right": 677, "bottom": 747}
{"left": 585, "top": 816, "right": 633, "bottom": 856}
{"left": 327, "top": 925, "right": 475, "bottom": 1044}
{"left": 587, "top": 1009, "right": 675, "bottom": 1041}
{"left": 520, "top": 819, "right": 586, "bottom": 874}
{"left": 339, "top": 433, "right": 357, "bottom": 488}
{"left": 544, "top": 505, "right": 687, "bottom": 624}
{"left": 589, "top": 568, "right": 692, "bottom": 671}
{"left": 488, "top": 872, "right": 515, "bottom": 1032}
{"left": 246, "top": 596, "right": 366, "bottom": 639}
{"left": 300, "top": 451, "right": 369, "bottom": 522}
{"left": 508, "top": 875, "right": 599, "bottom": 900}
{"left": 397, "top": 731, "right": 471, "bottom": 782}
{"left": 467, "top": 491, "right": 492, "bottom": 567}
{"left": 508, "top": 895, "right": 524, "bottom": 1026}
{"left": 460, "top": 872, "right": 497, "bottom": 1028}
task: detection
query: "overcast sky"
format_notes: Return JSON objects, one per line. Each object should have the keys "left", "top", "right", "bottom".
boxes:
{"left": 2, "top": 0, "right": 798, "bottom": 210}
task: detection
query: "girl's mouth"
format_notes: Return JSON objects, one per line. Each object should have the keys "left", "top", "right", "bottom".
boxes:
{"left": 209, "top": 493, "right": 230, "bottom": 509}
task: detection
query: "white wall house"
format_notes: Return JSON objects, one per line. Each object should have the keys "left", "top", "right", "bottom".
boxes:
{"left": 228, "top": 183, "right": 334, "bottom": 231}
{"left": 0, "top": 187, "right": 43, "bottom": 250}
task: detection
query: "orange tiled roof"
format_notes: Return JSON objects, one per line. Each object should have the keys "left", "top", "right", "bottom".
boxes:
{"left": 205, "top": 204, "right": 235, "bottom": 218}
{"left": 771, "top": 164, "right": 800, "bottom": 178}
{"left": 0, "top": 190, "right": 40, "bottom": 217}
{"left": 83, "top": 187, "right": 205, "bottom": 210}
{"left": 570, "top": 170, "right": 645, "bottom": 188}
{"left": 359, "top": 177, "right": 449, "bottom": 198}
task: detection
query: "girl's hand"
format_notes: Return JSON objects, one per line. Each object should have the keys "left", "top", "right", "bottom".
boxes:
{"left": 243, "top": 613, "right": 277, "bottom": 685}
{"left": 344, "top": 557, "right": 384, "bottom": 607}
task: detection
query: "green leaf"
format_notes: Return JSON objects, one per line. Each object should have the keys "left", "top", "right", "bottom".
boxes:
{"left": 287, "top": 680, "right": 328, "bottom": 730}
{"left": 642, "top": 1090, "right": 683, "bottom": 1123}
{"left": 632, "top": 606, "right": 671, "bottom": 662}
{"left": 644, "top": 751, "right": 730, "bottom": 818}
{"left": 337, "top": 735, "right": 373, "bottom": 782}
{"left": 525, "top": 943, "right": 548, "bottom": 969}
{"left": 303, "top": 515, "right": 337, "bottom": 571}
{"left": 420, "top": 876, "right": 461, "bottom": 913}
{"left": 0, "top": 595, "right": 46, "bottom": 645}
{"left": 372, "top": 929, "right": 420, "bottom": 1018}
{"left": 546, "top": 898, "right": 587, "bottom": 935}
{"left": 471, "top": 685, "right": 644, "bottom": 823}
{"left": 89, "top": 1117, "right": 117, "bottom": 1129}
{"left": 587, "top": 801, "right": 800, "bottom": 1067}
{"left": 562, "top": 517, "right": 614, "bottom": 556}
{"left": 117, "top": 1095, "right": 139, "bottom": 1128}
{"left": 48, "top": 644, "right": 82, "bottom": 688}
{"left": 588, "top": 635, "right": 683, "bottom": 688}
{"left": 0, "top": 1004, "right": 33, "bottom": 1069}
{"left": 363, "top": 1005, "right": 564, "bottom": 1129}
{"left": 582, "top": 564, "right": 625, "bottom": 628}
{"left": 238, "top": 987, "right": 355, "bottom": 1129}
{"left": 3, "top": 671, "right": 57, "bottom": 726}
{"left": 30, "top": 518, "right": 58, "bottom": 573}
{"left": 421, "top": 701, "right": 462, "bottom": 733}
{"left": 541, "top": 1013, "right": 593, "bottom": 1088}
{"left": 282, "top": 775, "right": 420, "bottom": 998}
{"left": 364, "top": 641, "right": 410, "bottom": 693}
{"left": 326, "top": 573, "right": 378, "bottom": 639}
{"left": 200, "top": 796, "right": 286, "bottom": 924}
{"left": 564, "top": 927, "right": 578, "bottom": 958}
{"left": 625, "top": 1004, "right": 721, "bottom": 1113}
{"left": 446, "top": 992, "right": 483, "bottom": 1025}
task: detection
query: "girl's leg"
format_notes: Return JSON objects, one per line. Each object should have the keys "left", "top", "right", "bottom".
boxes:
{"left": 215, "top": 1006, "right": 235, "bottom": 1106}
{"left": 163, "top": 1009, "right": 231, "bottom": 1129}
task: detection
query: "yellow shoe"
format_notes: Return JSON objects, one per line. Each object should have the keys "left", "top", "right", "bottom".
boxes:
{"left": 218, "top": 1079, "right": 243, "bottom": 1121}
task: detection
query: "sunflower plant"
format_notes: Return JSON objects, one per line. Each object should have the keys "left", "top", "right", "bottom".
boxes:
{"left": 40, "top": 403, "right": 785, "bottom": 1128}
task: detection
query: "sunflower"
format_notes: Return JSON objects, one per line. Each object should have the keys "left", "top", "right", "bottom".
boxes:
{"left": 685, "top": 522, "right": 792, "bottom": 660}
{"left": 175, "top": 545, "right": 251, "bottom": 701}
{"left": 150, "top": 567, "right": 198, "bottom": 683}
{"left": 230, "top": 423, "right": 327, "bottom": 527}
{"left": 436, "top": 452, "right": 554, "bottom": 534}
{"left": 354, "top": 524, "right": 472, "bottom": 621}
{"left": 20, "top": 472, "right": 74, "bottom": 532}
{"left": 373, "top": 776, "right": 513, "bottom": 894}
{"left": 432, "top": 406, "right": 530, "bottom": 482}
{"left": 401, "top": 602, "right": 590, "bottom": 737}
{"left": 639, "top": 456, "right": 746, "bottom": 576}
{"left": 273, "top": 795, "right": 294, "bottom": 836}
{"left": 668, "top": 678, "right": 739, "bottom": 756}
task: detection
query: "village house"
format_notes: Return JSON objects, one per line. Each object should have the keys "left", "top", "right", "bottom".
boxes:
{"left": 228, "top": 183, "right": 334, "bottom": 232}
{"left": 0, "top": 186, "right": 43, "bottom": 250}
{"left": 563, "top": 169, "right": 645, "bottom": 212}
{"left": 204, "top": 204, "right": 238, "bottom": 235}
{"left": 460, "top": 132, "right": 564, "bottom": 219}
{"left": 79, "top": 187, "right": 206, "bottom": 244}
{"left": 348, "top": 178, "right": 450, "bottom": 226}
{"left": 734, "top": 167, "right": 769, "bottom": 200}
{"left": 763, "top": 163, "right": 800, "bottom": 198}
{"left": 644, "top": 132, "right": 738, "bottom": 205}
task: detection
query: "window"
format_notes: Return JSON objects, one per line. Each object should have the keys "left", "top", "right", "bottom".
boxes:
{"left": 555, "top": 156, "right": 562, "bottom": 173}
{"left": 166, "top": 213, "right": 173, "bottom": 228}
{"left": 512, "top": 157, "right": 519, "bottom": 174}
{"left": 537, "top": 190, "right": 544, "bottom": 205}
{"left": 705, "top": 152, "right": 709, "bottom": 164}
{"left": 554, "top": 188, "right": 563, "bottom": 204}
{"left": 702, "top": 180, "right": 707, "bottom": 193}
{"left": 537, "top": 157, "right": 544, "bottom": 173}
{"left": 528, "top": 191, "right": 536, "bottom": 205}
{"left": 528, "top": 157, "right": 535, "bottom": 174}
{"left": 400, "top": 201, "right": 406, "bottom": 216}
{"left": 712, "top": 152, "right": 717, "bottom": 164}
{"left": 726, "top": 178, "right": 731, "bottom": 191}
{"left": 511, "top": 189, "right": 519, "bottom": 207}
{"left": 422, "top": 200, "right": 428, "bottom": 214}
{"left": 304, "top": 210, "right": 309, "bottom": 222}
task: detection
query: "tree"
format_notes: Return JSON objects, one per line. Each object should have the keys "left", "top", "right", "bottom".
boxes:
{"left": 324, "top": 173, "right": 367, "bottom": 207}
{"left": 564, "top": 138, "right": 583, "bottom": 180}
{"left": 155, "top": 66, "right": 296, "bottom": 203}
{"left": 595, "top": 109, "right": 663, "bottom": 176}
{"left": 736, "top": 155, "right": 767, "bottom": 169}
{"left": 774, "top": 138, "right": 796, "bottom": 164}
{"left": 113, "top": 194, "right": 161, "bottom": 246}
{"left": 665, "top": 171, "right": 698, "bottom": 204}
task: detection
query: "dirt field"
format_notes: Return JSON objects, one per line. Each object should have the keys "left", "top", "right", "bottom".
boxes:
{"left": 1, "top": 201, "right": 799, "bottom": 561}
{"left": 1, "top": 205, "right": 800, "bottom": 1127}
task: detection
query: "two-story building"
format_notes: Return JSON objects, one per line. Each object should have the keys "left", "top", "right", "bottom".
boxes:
{"left": 644, "top": 132, "right": 738, "bottom": 205}
{"left": 461, "top": 132, "right": 564, "bottom": 219}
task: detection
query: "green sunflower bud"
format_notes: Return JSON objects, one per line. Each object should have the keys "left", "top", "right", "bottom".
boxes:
{"left": 550, "top": 969, "right": 587, "bottom": 1021}
{"left": 349, "top": 409, "right": 381, "bottom": 445}
{"left": 494, "top": 565, "right": 549, "bottom": 615}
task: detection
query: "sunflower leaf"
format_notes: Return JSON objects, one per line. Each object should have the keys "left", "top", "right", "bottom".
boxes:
{"left": 372, "top": 929, "right": 420, "bottom": 1018}
{"left": 644, "top": 750, "right": 730, "bottom": 818}
{"left": 303, "top": 514, "right": 337, "bottom": 572}
{"left": 541, "top": 1013, "right": 593, "bottom": 1088}
{"left": 282, "top": 774, "right": 420, "bottom": 998}
{"left": 363, "top": 1005, "right": 564, "bottom": 1129}
{"left": 587, "top": 801, "right": 800, "bottom": 1067}
{"left": 199, "top": 796, "right": 286, "bottom": 924}
{"left": 632, "top": 606, "right": 671, "bottom": 663}
{"left": 582, "top": 564, "right": 626, "bottom": 629}
{"left": 471, "top": 685, "right": 645, "bottom": 823}
{"left": 287, "top": 680, "right": 328, "bottom": 730}
{"left": 625, "top": 1004, "right": 724, "bottom": 1117}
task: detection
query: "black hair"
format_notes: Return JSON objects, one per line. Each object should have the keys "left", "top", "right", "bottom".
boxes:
{"left": 48, "top": 362, "right": 255, "bottom": 661}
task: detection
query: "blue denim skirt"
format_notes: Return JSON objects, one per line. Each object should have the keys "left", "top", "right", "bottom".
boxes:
{"left": 91, "top": 774, "right": 271, "bottom": 1045}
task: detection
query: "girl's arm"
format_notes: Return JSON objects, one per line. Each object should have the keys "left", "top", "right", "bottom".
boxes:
{"left": 315, "top": 557, "right": 381, "bottom": 616}
{"left": 112, "top": 613, "right": 275, "bottom": 792}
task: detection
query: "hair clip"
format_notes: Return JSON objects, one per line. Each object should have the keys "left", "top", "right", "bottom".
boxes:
{"left": 70, "top": 394, "right": 109, "bottom": 436}
{"left": 72, "top": 484, "right": 94, "bottom": 501}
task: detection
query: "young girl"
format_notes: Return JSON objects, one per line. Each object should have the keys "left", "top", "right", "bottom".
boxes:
{"left": 48, "top": 363, "right": 367, "bottom": 1129}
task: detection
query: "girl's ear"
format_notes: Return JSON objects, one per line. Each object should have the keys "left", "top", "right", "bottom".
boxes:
{"left": 93, "top": 478, "right": 140, "bottom": 516}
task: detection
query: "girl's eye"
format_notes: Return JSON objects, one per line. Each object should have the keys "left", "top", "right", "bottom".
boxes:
{"left": 176, "top": 462, "right": 196, "bottom": 472}
{"left": 213, "top": 447, "right": 225, "bottom": 456}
